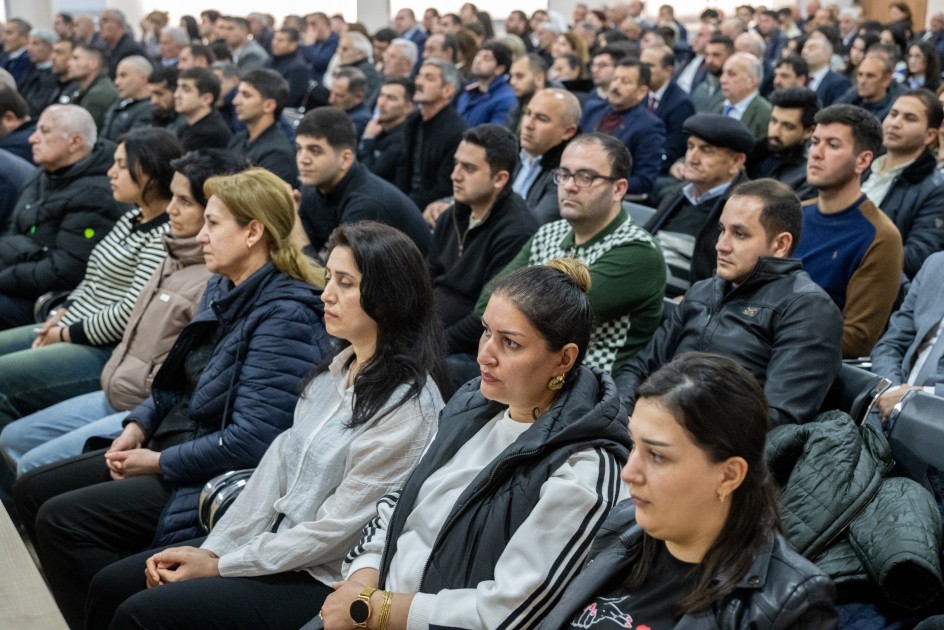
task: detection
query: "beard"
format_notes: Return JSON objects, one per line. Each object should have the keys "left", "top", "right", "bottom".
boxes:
{"left": 152, "top": 106, "right": 178, "bottom": 127}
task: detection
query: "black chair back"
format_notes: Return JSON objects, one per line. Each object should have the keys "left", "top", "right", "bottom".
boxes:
{"left": 887, "top": 391, "right": 944, "bottom": 488}
{"left": 819, "top": 363, "right": 891, "bottom": 425}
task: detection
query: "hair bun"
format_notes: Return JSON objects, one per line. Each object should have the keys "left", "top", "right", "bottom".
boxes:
{"left": 546, "top": 257, "right": 591, "bottom": 293}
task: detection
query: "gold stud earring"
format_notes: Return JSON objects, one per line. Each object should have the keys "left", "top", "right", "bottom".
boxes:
{"left": 547, "top": 374, "right": 565, "bottom": 391}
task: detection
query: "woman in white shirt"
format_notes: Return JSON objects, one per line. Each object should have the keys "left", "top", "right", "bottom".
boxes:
{"left": 318, "top": 259, "right": 631, "bottom": 630}
{"left": 85, "top": 221, "right": 451, "bottom": 630}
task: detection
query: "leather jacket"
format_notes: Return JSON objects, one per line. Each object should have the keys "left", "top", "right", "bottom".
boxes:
{"left": 537, "top": 501, "right": 838, "bottom": 630}
{"left": 614, "top": 257, "right": 843, "bottom": 426}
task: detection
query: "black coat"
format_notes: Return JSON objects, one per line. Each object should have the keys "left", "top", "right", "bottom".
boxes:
{"left": 537, "top": 501, "right": 838, "bottom": 629}
{"left": 429, "top": 187, "right": 537, "bottom": 330}
{"left": 747, "top": 139, "right": 814, "bottom": 200}
{"left": 19, "top": 65, "right": 59, "bottom": 118}
{"left": 177, "top": 110, "right": 233, "bottom": 152}
{"left": 512, "top": 139, "right": 568, "bottom": 224}
{"left": 228, "top": 122, "right": 298, "bottom": 185}
{"left": 396, "top": 105, "right": 467, "bottom": 210}
{"left": 298, "top": 161, "right": 431, "bottom": 255}
{"left": 614, "top": 257, "right": 843, "bottom": 426}
{"left": 267, "top": 50, "right": 311, "bottom": 108}
{"left": 357, "top": 120, "right": 406, "bottom": 183}
{"left": 0, "top": 141, "right": 127, "bottom": 299}
{"left": 863, "top": 149, "right": 944, "bottom": 279}
{"left": 106, "top": 33, "right": 147, "bottom": 79}
{"left": 100, "top": 98, "right": 153, "bottom": 142}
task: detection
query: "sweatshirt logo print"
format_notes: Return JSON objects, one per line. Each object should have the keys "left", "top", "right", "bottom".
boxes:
{"left": 573, "top": 596, "right": 646, "bottom": 628}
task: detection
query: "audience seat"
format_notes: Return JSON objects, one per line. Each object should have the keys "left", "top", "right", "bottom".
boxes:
{"left": 887, "top": 391, "right": 944, "bottom": 490}
{"left": 819, "top": 363, "right": 891, "bottom": 426}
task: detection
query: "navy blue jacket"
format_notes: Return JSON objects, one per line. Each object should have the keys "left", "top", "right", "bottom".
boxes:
{"left": 457, "top": 75, "right": 517, "bottom": 127}
{"left": 127, "top": 263, "right": 330, "bottom": 545}
{"left": 581, "top": 100, "right": 667, "bottom": 197}
{"left": 654, "top": 81, "right": 696, "bottom": 170}
{"left": 301, "top": 32, "right": 338, "bottom": 83}
{"left": 815, "top": 70, "right": 852, "bottom": 107}
{"left": 267, "top": 50, "right": 312, "bottom": 108}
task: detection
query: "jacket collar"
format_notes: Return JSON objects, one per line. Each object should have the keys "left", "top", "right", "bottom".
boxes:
{"left": 452, "top": 183, "right": 514, "bottom": 224}
{"left": 322, "top": 161, "right": 367, "bottom": 204}
{"left": 899, "top": 149, "right": 937, "bottom": 183}
{"left": 162, "top": 234, "right": 206, "bottom": 266}
{"left": 717, "top": 256, "right": 804, "bottom": 295}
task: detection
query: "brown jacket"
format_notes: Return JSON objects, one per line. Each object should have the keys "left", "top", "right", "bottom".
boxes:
{"left": 99, "top": 234, "right": 209, "bottom": 409}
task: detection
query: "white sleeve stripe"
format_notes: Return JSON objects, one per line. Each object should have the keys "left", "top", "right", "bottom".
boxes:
{"left": 345, "top": 491, "right": 401, "bottom": 563}
{"left": 500, "top": 447, "right": 622, "bottom": 629}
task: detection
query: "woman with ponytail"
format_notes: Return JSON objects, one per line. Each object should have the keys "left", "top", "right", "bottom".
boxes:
{"left": 317, "top": 258, "right": 631, "bottom": 630}
{"left": 14, "top": 168, "right": 331, "bottom": 630}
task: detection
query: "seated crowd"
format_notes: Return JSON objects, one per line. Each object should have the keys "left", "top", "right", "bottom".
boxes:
{"left": 0, "top": 2, "right": 942, "bottom": 629}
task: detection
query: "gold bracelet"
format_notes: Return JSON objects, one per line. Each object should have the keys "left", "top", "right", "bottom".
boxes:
{"left": 376, "top": 590, "right": 393, "bottom": 630}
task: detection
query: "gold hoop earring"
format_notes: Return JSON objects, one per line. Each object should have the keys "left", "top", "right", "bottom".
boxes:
{"left": 718, "top": 489, "right": 727, "bottom": 504}
{"left": 547, "top": 374, "right": 565, "bottom": 391}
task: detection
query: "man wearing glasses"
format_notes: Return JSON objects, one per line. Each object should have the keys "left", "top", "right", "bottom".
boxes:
{"left": 445, "top": 133, "right": 666, "bottom": 381}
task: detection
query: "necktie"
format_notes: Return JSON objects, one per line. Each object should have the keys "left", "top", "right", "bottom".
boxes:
{"left": 722, "top": 104, "right": 734, "bottom": 117}
{"left": 649, "top": 95, "right": 657, "bottom": 112}
{"left": 914, "top": 327, "right": 944, "bottom": 386}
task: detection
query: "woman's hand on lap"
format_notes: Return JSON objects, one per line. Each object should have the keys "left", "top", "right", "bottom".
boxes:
{"left": 145, "top": 547, "right": 219, "bottom": 587}
{"left": 105, "top": 448, "right": 160, "bottom": 479}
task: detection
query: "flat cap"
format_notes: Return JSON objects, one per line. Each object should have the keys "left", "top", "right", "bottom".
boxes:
{"left": 682, "top": 113, "right": 755, "bottom": 155}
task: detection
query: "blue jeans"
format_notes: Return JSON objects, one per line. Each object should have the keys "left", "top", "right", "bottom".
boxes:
{"left": 0, "top": 324, "right": 114, "bottom": 431}
{"left": 0, "top": 390, "right": 128, "bottom": 476}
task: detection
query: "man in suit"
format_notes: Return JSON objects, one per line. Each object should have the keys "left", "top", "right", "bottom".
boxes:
{"left": 691, "top": 34, "right": 733, "bottom": 113}
{"left": 773, "top": 57, "right": 809, "bottom": 90}
{"left": 641, "top": 45, "right": 695, "bottom": 170}
{"left": 716, "top": 52, "right": 772, "bottom": 139}
{"left": 219, "top": 16, "right": 269, "bottom": 72}
{"left": 394, "top": 8, "right": 428, "bottom": 61}
{"left": 510, "top": 88, "right": 580, "bottom": 224}
{"left": 676, "top": 22, "right": 716, "bottom": 94}
{"left": 838, "top": 7, "right": 861, "bottom": 56}
{"left": 756, "top": 9, "right": 788, "bottom": 63}
{"left": 580, "top": 59, "right": 667, "bottom": 198}
{"left": 872, "top": 252, "right": 944, "bottom": 422}
{"left": 802, "top": 34, "right": 850, "bottom": 106}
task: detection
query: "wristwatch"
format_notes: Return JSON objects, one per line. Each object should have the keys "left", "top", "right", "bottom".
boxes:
{"left": 350, "top": 587, "right": 378, "bottom": 628}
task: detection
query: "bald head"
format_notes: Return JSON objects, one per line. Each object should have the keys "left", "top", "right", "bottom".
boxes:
{"left": 721, "top": 53, "right": 761, "bottom": 104}
{"left": 115, "top": 56, "right": 154, "bottom": 100}
{"left": 520, "top": 88, "right": 581, "bottom": 156}
{"left": 734, "top": 32, "right": 765, "bottom": 58}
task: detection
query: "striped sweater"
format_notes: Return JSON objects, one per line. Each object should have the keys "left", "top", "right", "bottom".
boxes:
{"left": 61, "top": 208, "right": 171, "bottom": 346}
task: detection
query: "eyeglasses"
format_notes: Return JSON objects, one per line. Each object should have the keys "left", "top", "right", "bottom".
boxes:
{"left": 551, "top": 168, "right": 619, "bottom": 188}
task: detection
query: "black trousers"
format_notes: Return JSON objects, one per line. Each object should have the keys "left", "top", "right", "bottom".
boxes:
{"left": 13, "top": 449, "right": 173, "bottom": 630}
{"left": 88, "top": 542, "right": 333, "bottom": 630}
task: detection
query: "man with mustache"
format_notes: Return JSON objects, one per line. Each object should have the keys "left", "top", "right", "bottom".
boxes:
{"left": 579, "top": 59, "right": 666, "bottom": 199}
{"left": 747, "top": 87, "right": 818, "bottom": 200}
